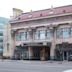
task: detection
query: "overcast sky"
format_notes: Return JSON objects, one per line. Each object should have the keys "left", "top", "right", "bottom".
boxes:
{"left": 0, "top": 0, "right": 72, "bottom": 18}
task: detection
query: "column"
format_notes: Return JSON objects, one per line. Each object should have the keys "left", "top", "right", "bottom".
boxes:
{"left": 40, "top": 47, "right": 45, "bottom": 61}
{"left": 50, "top": 42, "right": 55, "bottom": 60}
{"left": 50, "top": 27, "right": 56, "bottom": 60}
{"left": 28, "top": 47, "right": 33, "bottom": 60}
{"left": 9, "top": 30, "right": 16, "bottom": 59}
{"left": 28, "top": 28, "right": 33, "bottom": 40}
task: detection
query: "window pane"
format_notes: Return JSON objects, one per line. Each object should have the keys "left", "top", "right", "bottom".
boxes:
{"left": 21, "top": 32, "right": 29, "bottom": 40}
{"left": 56, "top": 28, "right": 69, "bottom": 38}
{"left": 16, "top": 32, "right": 29, "bottom": 41}
{"left": 21, "top": 32, "right": 26, "bottom": 40}
{"left": 70, "top": 28, "right": 72, "bottom": 37}
{"left": 0, "top": 39, "right": 3, "bottom": 42}
{"left": 47, "top": 30, "right": 52, "bottom": 38}
{"left": 35, "top": 30, "right": 46, "bottom": 40}
{"left": 56, "top": 29, "right": 62, "bottom": 38}
{"left": 63, "top": 28, "right": 69, "bottom": 38}
{"left": 16, "top": 33, "right": 21, "bottom": 41}
{"left": 0, "top": 33, "right": 3, "bottom": 36}
{"left": 27, "top": 32, "right": 29, "bottom": 40}
{"left": 40, "top": 31, "right": 45, "bottom": 39}
{"left": 35, "top": 31, "right": 40, "bottom": 40}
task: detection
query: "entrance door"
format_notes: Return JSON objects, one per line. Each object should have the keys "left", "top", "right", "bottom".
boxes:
{"left": 45, "top": 47, "right": 50, "bottom": 60}
{"left": 63, "top": 51, "right": 68, "bottom": 60}
{"left": 33, "top": 47, "right": 40, "bottom": 60}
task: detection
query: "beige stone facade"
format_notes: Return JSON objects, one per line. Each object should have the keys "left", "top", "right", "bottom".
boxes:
{"left": 3, "top": 23, "right": 14, "bottom": 58}
{"left": 9, "top": 5, "right": 72, "bottom": 60}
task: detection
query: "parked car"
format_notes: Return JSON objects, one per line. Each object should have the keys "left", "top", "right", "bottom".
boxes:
{"left": 63, "top": 69, "right": 72, "bottom": 72}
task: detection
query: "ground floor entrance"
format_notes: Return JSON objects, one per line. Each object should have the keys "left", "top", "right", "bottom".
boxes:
{"left": 13, "top": 43, "right": 72, "bottom": 61}
{"left": 32, "top": 46, "right": 50, "bottom": 60}
{"left": 13, "top": 45, "right": 51, "bottom": 61}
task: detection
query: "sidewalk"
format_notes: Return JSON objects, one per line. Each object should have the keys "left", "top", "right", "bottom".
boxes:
{"left": 0, "top": 59, "right": 72, "bottom": 64}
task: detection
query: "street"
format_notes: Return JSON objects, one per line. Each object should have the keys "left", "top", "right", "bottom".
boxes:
{"left": 0, "top": 60, "right": 72, "bottom": 72}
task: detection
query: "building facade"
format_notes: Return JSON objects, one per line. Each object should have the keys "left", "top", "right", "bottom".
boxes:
{"left": 0, "top": 17, "right": 9, "bottom": 58}
{"left": 0, "top": 24, "right": 4, "bottom": 58}
{"left": 3, "top": 23, "right": 13, "bottom": 58}
{"left": 10, "top": 5, "right": 72, "bottom": 61}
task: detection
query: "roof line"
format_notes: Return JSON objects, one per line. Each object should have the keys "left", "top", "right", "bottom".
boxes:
{"left": 22, "top": 4, "right": 72, "bottom": 14}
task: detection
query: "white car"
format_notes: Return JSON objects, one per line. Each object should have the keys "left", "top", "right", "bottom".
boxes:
{"left": 63, "top": 69, "right": 72, "bottom": 72}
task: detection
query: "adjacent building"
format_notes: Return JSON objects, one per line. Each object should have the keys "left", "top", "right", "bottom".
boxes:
{"left": 10, "top": 5, "right": 72, "bottom": 61}
{"left": 0, "top": 17, "right": 9, "bottom": 58}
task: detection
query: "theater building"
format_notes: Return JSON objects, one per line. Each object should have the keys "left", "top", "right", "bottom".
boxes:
{"left": 10, "top": 5, "right": 72, "bottom": 61}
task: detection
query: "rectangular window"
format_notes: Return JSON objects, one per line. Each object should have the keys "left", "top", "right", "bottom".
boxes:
{"left": 39, "top": 30, "right": 46, "bottom": 39}
{"left": 56, "top": 29, "right": 63, "bottom": 38}
{"left": 46, "top": 30, "right": 52, "bottom": 39}
{"left": 0, "top": 33, "right": 3, "bottom": 36}
{"left": 56, "top": 28, "right": 70, "bottom": 39}
{"left": 70, "top": 28, "right": 72, "bottom": 37}
{"left": 16, "top": 32, "right": 29, "bottom": 41}
{"left": 35, "top": 31, "right": 40, "bottom": 40}
{"left": 62, "top": 28, "right": 69, "bottom": 38}
{"left": 21, "top": 32, "right": 26, "bottom": 40}
{"left": 16, "top": 33, "right": 21, "bottom": 41}
{"left": 0, "top": 39, "right": 3, "bottom": 42}
{"left": 35, "top": 30, "right": 46, "bottom": 40}
{"left": 21, "top": 32, "right": 29, "bottom": 40}
{"left": 26, "top": 32, "right": 29, "bottom": 40}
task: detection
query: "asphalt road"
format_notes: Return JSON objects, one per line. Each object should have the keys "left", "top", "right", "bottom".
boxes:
{"left": 0, "top": 60, "right": 72, "bottom": 72}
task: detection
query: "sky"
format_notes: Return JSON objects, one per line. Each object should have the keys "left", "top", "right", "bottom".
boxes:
{"left": 0, "top": 0, "right": 72, "bottom": 18}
